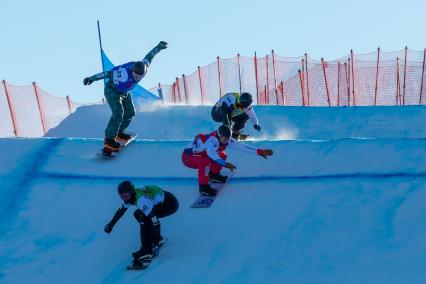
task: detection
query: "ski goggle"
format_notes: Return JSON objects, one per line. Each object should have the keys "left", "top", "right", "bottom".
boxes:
{"left": 236, "top": 102, "right": 244, "bottom": 109}
{"left": 119, "top": 192, "right": 132, "bottom": 202}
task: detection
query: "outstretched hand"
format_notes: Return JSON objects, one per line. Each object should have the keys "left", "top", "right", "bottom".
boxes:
{"left": 258, "top": 149, "right": 273, "bottom": 159}
{"left": 225, "top": 162, "right": 237, "bottom": 171}
{"left": 104, "top": 223, "right": 113, "bottom": 234}
{"left": 253, "top": 124, "right": 261, "bottom": 131}
{"left": 83, "top": 77, "right": 93, "bottom": 86}
{"left": 157, "top": 41, "right": 168, "bottom": 50}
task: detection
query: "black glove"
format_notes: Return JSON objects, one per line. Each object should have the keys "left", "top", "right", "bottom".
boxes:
{"left": 104, "top": 223, "right": 113, "bottom": 233}
{"left": 254, "top": 124, "right": 261, "bottom": 131}
{"left": 157, "top": 41, "right": 168, "bottom": 50}
{"left": 83, "top": 77, "right": 93, "bottom": 86}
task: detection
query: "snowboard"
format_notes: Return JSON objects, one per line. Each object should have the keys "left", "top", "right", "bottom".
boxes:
{"left": 126, "top": 237, "right": 168, "bottom": 271}
{"left": 100, "top": 133, "right": 137, "bottom": 157}
{"left": 191, "top": 172, "right": 234, "bottom": 208}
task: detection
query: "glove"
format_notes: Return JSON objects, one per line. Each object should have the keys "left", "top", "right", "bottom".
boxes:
{"left": 156, "top": 41, "right": 168, "bottom": 50}
{"left": 257, "top": 149, "right": 273, "bottom": 159}
{"left": 104, "top": 223, "right": 113, "bottom": 234}
{"left": 224, "top": 162, "right": 237, "bottom": 171}
{"left": 83, "top": 77, "right": 93, "bottom": 86}
{"left": 253, "top": 124, "right": 261, "bottom": 131}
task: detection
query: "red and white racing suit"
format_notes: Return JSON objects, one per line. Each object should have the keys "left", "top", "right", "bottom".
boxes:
{"left": 181, "top": 130, "right": 262, "bottom": 185}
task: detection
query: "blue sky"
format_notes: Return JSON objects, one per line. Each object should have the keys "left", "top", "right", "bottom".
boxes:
{"left": 1, "top": 0, "right": 425, "bottom": 103}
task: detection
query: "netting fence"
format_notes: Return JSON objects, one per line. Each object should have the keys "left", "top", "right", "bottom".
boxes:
{"left": 0, "top": 80, "right": 103, "bottom": 137}
{"left": 150, "top": 48, "right": 426, "bottom": 106}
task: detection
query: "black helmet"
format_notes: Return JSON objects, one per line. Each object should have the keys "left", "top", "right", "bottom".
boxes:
{"left": 218, "top": 125, "right": 232, "bottom": 139}
{"left": 117, "top": 180, "right": 135, "bottom": 195}
{"left": 132, "top": 61, "right": 147, "bottom": 76}
{"left": 239, "top": 92, "right": 253, "bottom": 108}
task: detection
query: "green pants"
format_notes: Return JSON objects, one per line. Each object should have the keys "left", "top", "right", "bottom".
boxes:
{"left": 104, "top": 86, "right": 136, "bottom": 139}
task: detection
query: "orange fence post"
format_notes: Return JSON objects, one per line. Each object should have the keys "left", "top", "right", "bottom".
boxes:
{"left": 304, "top": 54, "right": 310, "bottom": 106}
{"left": 396, "top": 57, "right": 401, "bottom": 105}
{"left": 66, "top": 95, "right": 72, "bottom": 114}
{"left": 2, "top": 80, "right": 18, "bottom": 136}
{"left": 321, "top": 58, "right": 331, "bottom": 107}
{"left": 298, "top": 69, "right": 305, "bottom": 106}
{"left": 237, "top": 54, "right": 242, "bottom": 94}
{"left": 263, "top": 85, "right": 267, "bottom": 105}
{"left": 419, "top": 49, "right": 426, "bottom": 104}
{"left": 337, "top": 61, "right": 341, "bottom": 106}
{"left": 374, "top": 47, "right": 380, "bottom": 106}
{"left": 345, "top": 61, "right": 350, "bottom": 106}
{"left": 265, "top": 54, "right": 269, "bottom": 105}
{"left": 350, "top": 50, "right": 356, "bottom": 106}
{"left": 175, "top": 78, "right": 182, "bottom": 103}
{"left": 182, "top": 74, "right": 189, "bottom": 104}
{"left": 271, "top": 50, "right": 278, "bottom": 105}
{"left": 33, "top": 82, "right": 47, "bottom": 134}
{"left": 172, "top": 82, "right": 176, "bottom": 104}
{"left": 197, "top": 66, "right": 204, "bottom": 105}
{"left": 403, "top": 46, "right": 408, "bottom": 105}
{"left": 217, "top": 56, "right": 222, "bottom": 98}
{"left": 254, "top": 52, "right": 259, "bottom": 104}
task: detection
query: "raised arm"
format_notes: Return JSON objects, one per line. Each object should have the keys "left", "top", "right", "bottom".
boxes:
{"left": 143, "top": 41, "right": 168, "bottom": 66}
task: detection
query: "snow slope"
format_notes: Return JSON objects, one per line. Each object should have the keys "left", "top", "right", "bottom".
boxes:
{"left": 1, "top": 105, "right": 426, "bottom": 283}
{"left": 46, "top": 104, "right": 426, "bottom": 140}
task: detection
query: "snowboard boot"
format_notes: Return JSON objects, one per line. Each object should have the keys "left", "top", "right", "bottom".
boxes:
{"left": 103, "top": 138, "right": 121, "bottom": 152}
{"left": 152, "top": 236, "right": 164, "bottom": 256}
{"left": 132, "top": 247, "right": 153, "bottom": 262}
{"left": 209, "top": 171, "right": 228, "bottom": 183}
{"left": 199, "top": 184, "right": 217, "bottom": 197}
{"left": 116, "top": 132, "right": 132, "bottom": 143}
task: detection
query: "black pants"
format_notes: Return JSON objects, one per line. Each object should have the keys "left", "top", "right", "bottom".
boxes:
{"left": 211, "top": 106, "right": 249, "bottom": 133}
{"left": 134, "top": 191, "right": 179, "bottom": 251}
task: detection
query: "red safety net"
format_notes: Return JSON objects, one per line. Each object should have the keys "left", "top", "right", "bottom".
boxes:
{"left": 0, "top": 80, "right": 102, "bottom": 137}
{"left": 153, "top": 48, "right": 426, "bottom": 107}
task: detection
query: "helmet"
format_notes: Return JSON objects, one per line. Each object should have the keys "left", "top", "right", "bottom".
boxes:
{"left": 117, "top": 180, "right": 135, "bottom": 195}
{"left": 132, "top": 61, "right": 147, "bottom": 76}
{"left": 239, "top": 92, "right": 253, "bottom": 108}
{"left": 218, "top": 124, "right": 232, "bottom": 139}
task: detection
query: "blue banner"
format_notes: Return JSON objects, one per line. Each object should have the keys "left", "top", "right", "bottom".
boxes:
{"left": 101, "top": 50, "right": 160, "bottom": 103}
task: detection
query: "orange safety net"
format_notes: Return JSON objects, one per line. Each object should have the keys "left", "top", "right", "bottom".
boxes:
{"left": 155, "top": 48, "right": 426, "bottom": 107}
